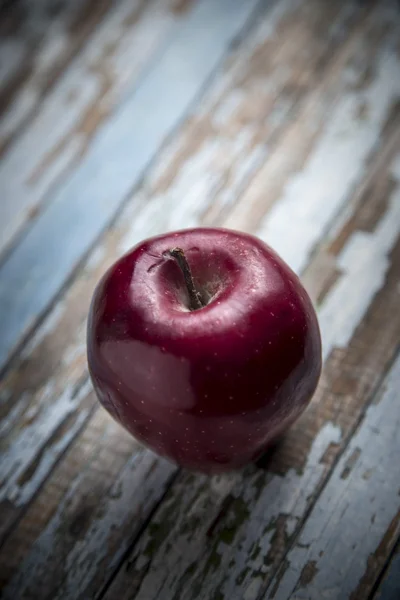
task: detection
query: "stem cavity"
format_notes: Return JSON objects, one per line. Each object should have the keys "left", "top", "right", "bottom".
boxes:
{"left": 166, "top": 247, "right": 205, "bottom": 311}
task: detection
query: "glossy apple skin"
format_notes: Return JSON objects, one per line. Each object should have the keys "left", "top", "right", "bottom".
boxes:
{"left": 87, "top": 228, "right": 321, "bottom": 472}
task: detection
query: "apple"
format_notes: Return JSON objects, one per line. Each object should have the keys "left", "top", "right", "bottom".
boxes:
{"left": 87, "top": 228, "right": 321, "bottom": 472}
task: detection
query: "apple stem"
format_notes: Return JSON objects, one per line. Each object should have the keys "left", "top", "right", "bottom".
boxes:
{"left": 167, "top": 248, "right": 205, "bottom": 311}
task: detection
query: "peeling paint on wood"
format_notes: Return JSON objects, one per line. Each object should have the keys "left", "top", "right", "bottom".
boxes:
{"left": 266, "top": 355, "right": 400, "bottom": 600}
{"left": 0, "top": 0, "right": 177, "bottom": 256}
{"left": 101, "top": 88, "right": 400, "bottom": 600}
{"left": 0, "top": 0, "right": 281, "bottom": 556}
{"left": 0, "top": 0, "right": 117, "bottom": 152}
{"left": 0, "top": 1, "right": 88, "bottom": 120}
{"left": 1, "top": 1, "right": 400, "bottom": 599}
{"left": 0, "top": 411, "right": 177, "bottom": 599}
{"left": 0, "top": 0, "right": 261, "bottom": 369}
{"left": 0, "top": 0, "right": 372, "bottom": 543}
{"left": 118, "top": 0, "right": 372, "bottom": 253}
{"left": 101, "top": 62, "right": 400, "bottom": 600}
{"left": 257, "top": 42, "right": 400, "bottom": 276}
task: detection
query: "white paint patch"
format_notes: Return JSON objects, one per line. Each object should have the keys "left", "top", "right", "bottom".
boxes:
{"left": 257, "top": 48, "right": 400, "bottom": 274}
{"left": 0, "top": 393, "right": 30, "bottom": 438}
{"left": 319, "top": 159, "right": 400, "bottom": 360}
{"left": 85, "top": 244, "right": 107, "bottom": 270}
{"left": 35, "top": 29, "right": 69, "bottom": 74}
{"left": 20, "top": 302, "right": 65, "bottom": 359}
{"left": 0, "top": 378, "right": 92, "bottom": 506}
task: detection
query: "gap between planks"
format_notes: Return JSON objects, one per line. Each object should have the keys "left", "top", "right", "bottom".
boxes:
{"left": 0, "top": 2, "right": 398, "bottom": 596}
{"left": 0, "top": 0, "right": 179, "bottom": 259}
{"left": 0, "top": 0, "right": 382, "bottom": 547}
{"left": 265, "top": 352, "right": 400, "bottom": 600}
{"left": 0, "top": 0, "right": 264, "bottom": 371}
{"left": 97, "top": 140, "right": 400, "bottom": 600}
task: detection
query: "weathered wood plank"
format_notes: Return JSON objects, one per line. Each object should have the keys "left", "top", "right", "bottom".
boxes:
{"left": 0, "top": 0, "right": 297, "bottom": 549}
{"left": 100, "top": 132, "right": 400, "bottom": 600}
{"left": 0, "top": 408, "right": 177, "bottom": 599}
{"left": 0, "top": 0, "right": 370, "bottom": 547}
{"left": 373, "top": 541, "right": 400, "bottom": 600}
{"left": 0, "top": 0, "right": 116, "bottom": 154}
{"left": 117, "top": 0, "right": 374, "bottom": 253}
{"left": 265, "top": 354, "right": 400, "bottom": 600}
{"left": 0, "top": 0, "right": 261, "bottom": 369}
{"left": 1, "top": 2, "right": 399, "bottom": 598}
{"left": 0, "top": 0, "right": 94, "bottom": 122}
{"left": 0, "top": 0, "right": 178, "bottom": 257}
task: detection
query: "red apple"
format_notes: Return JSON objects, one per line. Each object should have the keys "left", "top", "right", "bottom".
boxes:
{"left": 87, "top": 228, "right": 321, "bottom": 472}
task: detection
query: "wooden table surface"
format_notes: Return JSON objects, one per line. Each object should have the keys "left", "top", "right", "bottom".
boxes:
{"left": 1, "top": 0, "right": 400, "bottom": 598}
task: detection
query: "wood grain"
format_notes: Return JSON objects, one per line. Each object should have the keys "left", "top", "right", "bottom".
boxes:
{"left": 100, "top": 128, "right": 400, "bottom": 600}
{"left": 0, "top": 0, "right": 178, "bottom": 258}
{"left": 0, "top": 0, "right": 370, "bottom": 549}
{"left": 1, "top": 1, "right": 399, "bottom": 598}
{"left": 265, "top": 353, "right": 400, "bottom": 600}
{"left": 0, "top": 409, "right": 177, "bottom": 599}
{"left": 0, "top": 0, "right": 261, "bottom": 369}
{"left": 0, "top": 0, "right": 116, "bottom": 153}
{"left": 0, "top": 0, "right": 111, "bottom": 129}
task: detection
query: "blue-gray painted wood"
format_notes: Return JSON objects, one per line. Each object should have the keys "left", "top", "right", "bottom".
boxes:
{"left": 264, "top": 352, "right": 400, "bottom": 600}
{"left": 0, "top": 0, "right": 262, "bottom": 370}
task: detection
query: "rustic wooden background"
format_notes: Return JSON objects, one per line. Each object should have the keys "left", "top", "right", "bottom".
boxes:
{"left": 0, "top": 0, "right": 399, "bottom": 598}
